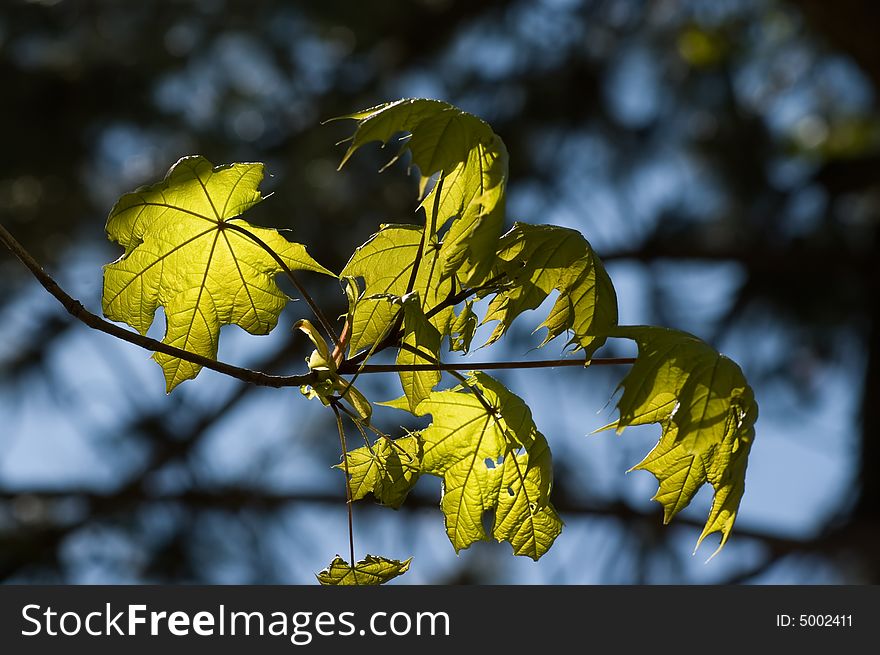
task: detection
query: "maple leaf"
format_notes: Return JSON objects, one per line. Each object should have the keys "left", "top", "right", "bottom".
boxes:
{"left": 340, "top": 433, "right": 423, "bottom": 509}
{"left": 397, "top": 294, "right": 443, "bottom": 412}
{"left": 606, "top": 326, "right": 758, "bottom": 556}
{"left": 336, "top": 98, "right": 508, "bottom": 287}
{"left": 102, "top": 156, "right": 333, "bottom": 391}
{"left": 340, "top": 224, "right": 452, "bottom": 355}
{"left": 449, "top": 301, "right": 478, "bottom": 354}
{"left": 484, "top": 222, "right": 618, "bottom": 356}
{"left": 385, "top": 372, "right": 563, "bottom": 559}
{"left": 316, "top": 555, "right": 412, "bottom": 586}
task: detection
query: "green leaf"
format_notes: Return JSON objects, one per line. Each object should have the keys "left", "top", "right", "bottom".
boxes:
{"left": 397, "top": 294, "right": 443, "bottom": 412}
{"left": 484, "top": 223, "right": 618, "bottom": 356}
{"left": 295, "top": 318, "right": 372, "bottom": 420}
{"left": 340, "top": 224, "right": 452, "bottom": 355}
{"left": 337, "top": 98, "right": 497, "bottom": 188}
{"left": 102, "top": 156, "right": 333, "bottom": 391}
{"left": 608, "top": 326, "right": 758, "bottom": 556}
{"left": 397, "top": 372, "right": 562, "bottom": 559}
{"left": 337, "top": 98, "right": 508, "bottom": 287}
{"left": 294, "top": 318, "right": 333, "bottom": 371}
{"left": 340, "top": 433, "right": 423, "bottom": 509}
{"left": 429, "top": 142, "right": 507, "bottom": 286}
{"left": 316, "top": 555, "right": 412, "bottom": 586}
{"left": 449, "top": 300, "right": 478, "bottom": 353}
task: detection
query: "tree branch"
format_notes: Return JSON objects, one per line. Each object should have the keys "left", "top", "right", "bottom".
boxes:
{"left": 338, "top": 356, "right": 635, "bottom": 375}
{"left": 0, "top": 222, "right": 317, "bottom": 389}
{"left": 2, "top": 222, "right": 634, "bottom": 387}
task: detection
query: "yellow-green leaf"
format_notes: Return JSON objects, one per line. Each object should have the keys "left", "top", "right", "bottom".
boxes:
{"left": 449, "top": 300, "right": 478, "bottom": 354}
{"left": 484, "top": 223, "right": 618, "bottom": 356}
{"left": 340, "top": 433, "right": 423, "bottom": 509}
{"left": 102, "top": 156, "right": 333, "bottom": 391}
{"left": 397, "top": 372, "right": 562, "bottom": 559}
{"left": 340, "top": 224, "right": 451, "bottom": 355}
{"left": 337, "top": 98, "right": 508, "bottom": 287}
{"left": 398, "top": 295, "right": 442, "bottom": 412}
{"left": 429, "top": 141, "right": 507, "bottom": 286}
{"left": 608, "top": 326, "right": 758, "bottom": 556}
{"left": 295, "top": 318, "right": 372, "bottom": 419}
{"left": 337, "top": 98, "right": 497, "bottom": 190}
{"left": 316, "top": 555, "right": 412, "bottom": 586}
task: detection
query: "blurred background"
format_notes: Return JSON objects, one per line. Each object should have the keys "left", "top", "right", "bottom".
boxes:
{"left": 1, "top": 0, "right": 877, "bottom": 584}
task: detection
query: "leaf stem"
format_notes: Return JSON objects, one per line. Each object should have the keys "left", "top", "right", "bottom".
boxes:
{"left": 332, "top": 403, "right": 356, "bottom": 568}
{"left": 423, "top": 273, "right": 507, "bottom": 321}
{"left": 223, "top": 221, "right": 342, "bottom": 350}
{"left": 335, "top": 401, "right": 390, "bottom": 441}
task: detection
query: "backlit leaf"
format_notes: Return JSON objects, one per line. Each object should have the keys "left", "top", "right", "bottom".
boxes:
{"left": 397, "top": 294, "right": 443, "bottom": 412}
{"left": 102, "top": 156, "right": 333, "bottom": 391}
{"left": 340, "top": 433, "right": 423, "bottom": 509}
{"left": 394, "top": 372, "right": 562, "bottom": 559}
{"left": 449, "top": 300, "right": 478, "bottom": 353}
{"left": 428, "top": 141, "right": 507, "bottom": 286}
{"left": 484, "top": 223, "right": 618, "bottom": 355}
{"left": 336, "top": 98, "right": 508, "bottom": 287}
{"left": 607, "top": 326, "right": 758, "bottom": 556}
{"left": 316, "top": 555, "right": 412, "bottom": 586}
{"left": 340, "top": 224, "right": 452, "bottom": 355}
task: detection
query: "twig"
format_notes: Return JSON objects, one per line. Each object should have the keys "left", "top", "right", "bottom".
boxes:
{"left": 0, "top": 223, "right": 317, "bottom": 389}
{"left": 342, "top": 272, "right": 508, "bottom": 370}
{"left": 1, "top": 223, "right": 634, "bottom": 386}
{"left": 339, "top": 356, "right": 635, "bottom": 374}
{"left": 332, "top": 404, "right": 356, "bottom": 567}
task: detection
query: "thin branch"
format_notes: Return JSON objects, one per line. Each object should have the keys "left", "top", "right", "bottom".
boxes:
{"left": 223, "top": 221, "right": 342, "bottom": 350}
{"left": 2, "top": 222, "right": 633, "bottom": 388}
{"left": 342, "top": 323, "right": 403, "bottom": 370}
{"left": 339, "top": 356, "right": 636, "bottom": 375}
{"left": 332, "top": 403, "right": 356, "bottom": 567}
{"left": 0, "top": 223, "right": 317, "bottom": 389}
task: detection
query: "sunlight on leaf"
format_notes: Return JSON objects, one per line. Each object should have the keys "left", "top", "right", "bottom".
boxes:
{"left": 340, "top": 432, "right": 423, "bottom": 509}
{"left": 341, "top": 224, "right": 452, "bottom": 355}
{"left": 397, "top": 294, "right": 443, "bottom": 412}
{"left": 449, "top": 300, "right": 478, "bottom": 353}
{"left": 484, "top": 222, "right": 618, "bottom": 355}
{"left": 385, "top": 372, "right": 562, "bottom": 559}
{"left": 604, "top": 326, "right": 758, "bottom": 557}
{"left": 316, "top": 555, "right": 412, "bottom": 586}
{"left": 335, "top": 98, "right": 508, "bottom": 287}
{"left": 102, "top": 156, "right": 333, "bottom": 391}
